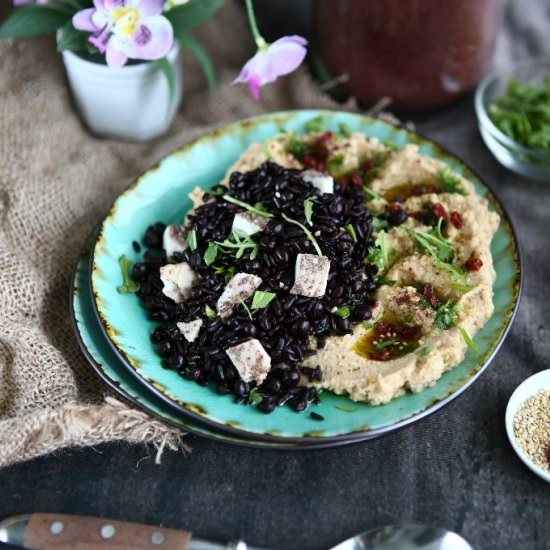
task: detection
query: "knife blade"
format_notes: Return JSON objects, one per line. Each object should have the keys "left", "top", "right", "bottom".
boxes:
{"left": 0, "top": 514, "right": 265, "bottom": 550}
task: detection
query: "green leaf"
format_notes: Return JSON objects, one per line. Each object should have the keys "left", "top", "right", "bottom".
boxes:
{"left": 205, "top": 304, "right": 217, "bottom": 319}
{"left": 376, "top": 277, "right": 397, "bottom": 287}
{"left": 251, "top": 290, "right": 276, "bottom": 310}
{"left": 365, "top": 231, "right": 389, "bottom": 272}
{"left": 222, "top": 195, "right": 273, "bottom": 218}
{"left": 178, "top": 33, "right": 216, "bottom": 91}
{"left": 335, "top": 306, "right": 351, "bottom": 319}
{"left": 165, "top": 0, "right": 224, "bottom": 35}
{"left": 0, "top": 5, "right": 72, "bottom": 39}
{"left": 373, "top": 340, "right": 394, "bottom": 351}
{"left": 437, "top": 166, "right": 467, "bottom": 196}
{"left": 304, "top": 115, "right": 326, "bottom": 133}
{"left": 304, "top": 196, "right": 317, "bottom": 225}
{"left": 154, "top": 56, "right": 176, "bottom": 111}
{"left": 327, "top": 154, "right": 345, "bottom": 175}
{"left": 345, "top": 224, "right": 357, "bottom": 242}
{"left": 373, "top": 216, "right": 390, "bottom": 233}
{"left": 285, "top": 134, "right": 311, "bottom": 159}
{"left": 56, "top": 21, "right": 88, "bottom": 52}
{"left": 204, "top": 242, "right": 218, "bottom": 266}
{"left": 433, "top": 301, "right": 459, "bottom": 330}
{"left": 239, "top": 298, "right": 254, "bottom": 321}
{"left": 249, "top": 387, "right": 263, "bottom": 405}
{"left": 363, "top": 186, "right": 383, "bottom": 201}
{"left": 188, "top": 228, "right": 198, "bottom": 250}
{"left": 281, "top": 213, "right": 322, "bottom": 256}
{"left": 459, "top": 326, "right": 480, "bottom": 353}
{"left": 117, "top": 255, "right": 140, "bottom": 294}
{"left": 417, "top": 344, "right": 433, "bottom": 358}
{"left": 335, "top": 405, "right": 358, "bottom": 413}
{"left": 337, "top": 122, "right": 353, "bottom": 138}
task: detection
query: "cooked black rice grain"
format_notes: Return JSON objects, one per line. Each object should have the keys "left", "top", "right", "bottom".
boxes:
{"left": 132, "top": 161, "right": 377, "bottom": 413}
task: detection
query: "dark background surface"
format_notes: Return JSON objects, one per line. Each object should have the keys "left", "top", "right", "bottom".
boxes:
{"left": 2, "top": 2, "right": 550, "bottom": 550}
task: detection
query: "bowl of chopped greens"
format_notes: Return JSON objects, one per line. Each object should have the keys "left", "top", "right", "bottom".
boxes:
{"left": 475, "top": 58, "right": 550, "bottom": 181}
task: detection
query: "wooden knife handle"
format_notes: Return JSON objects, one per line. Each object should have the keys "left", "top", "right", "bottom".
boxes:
{"left": 24, "top": 513, "right": 192, "bottom": 550}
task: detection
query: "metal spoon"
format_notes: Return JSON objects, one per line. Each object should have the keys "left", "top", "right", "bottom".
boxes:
{"left": 0, "top": 514, "right": 472, "bottom": 550}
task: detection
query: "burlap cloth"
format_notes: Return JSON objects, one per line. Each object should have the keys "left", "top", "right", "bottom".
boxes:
{"left": 0, "top": 2, "right": 358, "bottom": 468}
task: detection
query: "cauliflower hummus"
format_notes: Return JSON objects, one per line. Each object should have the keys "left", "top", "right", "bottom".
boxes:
{"left": 218, "top": 128, "right": 500, "bottom": 405}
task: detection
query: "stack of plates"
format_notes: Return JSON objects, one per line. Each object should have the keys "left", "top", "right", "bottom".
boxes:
{"left": 70, "top": 110, "right": 522, "bottom": 450}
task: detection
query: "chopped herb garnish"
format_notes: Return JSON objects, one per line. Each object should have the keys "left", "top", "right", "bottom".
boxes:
{"left": 223, "top": 266, "right": 236, "bottom": 283}
{"left": 449, "top": 281, "right": 474, "bottom": 292}
{"left": 335, "top": 305, "right": 351, "bottom": 319}
{"left": 205, "top": 304, "right": 217, "bottom": 319}
{"left": 249, "top": 387, "right": 263, "bottom": 405}
{"left": 373, "top": 340, "right": 394, "bottom": 351}
{"left": 363, "top": 186, "right": 384, "bottom": 201}
{"left": 222, "top": 195, "right": 274, "bottom": 218}
{"left": 281, "top": 213, "right": 323, "bottom": 256}
{"left": 335, "top": 404, "right": 358, "bottom": 413}
{"left": 418, "top": 344, "right": 433, "bottom": 357}
{"left": 362, "top": 321, "right": 374, "bottom": 330}
{"left": 376, "top": 277, "right": 397, "bottom": 287}
{"left": 327, "top": 154, "right": 345, "bottom": 175}
{"left": 252, "top": 290, "right": 276, "bottom": 310}
{"left": 304, "top": 196, "right": 317, "bottom": 226}
{"left": 117, "top": 255, "right": 140, "bottom": 294}
{"left": 239, "top": 298, "right": 254, "bottom": 321}
{"left": 188, "top": 228, "right": 198, "bottom": 251}
{"left": 433, "top": 301, "right": 460, "bottom": 330}
{"left": 207, "top": 186, "right": 225, "bottom": 197}
{"left": 384, "top": 139, "right": 401, "bottom": 151}
{"left": 337, "top": 122, "right": 353, "bottom": 138}
{"left": 459, "top": 326, "right": 480, "bottom": 353}
{"left": 438, "top": 166, "right": 467, "bottom": 196}
{"left": 304, "top": 115, "right": 326, "bottom": 133}
{"left": 345, "top": 224, "right": 357, "bottom": 242}
{"left": 285, "top": 134, "right": 311, "bottom": 159}
{"left": 373, "top": 216, "right": 391, "bottom": 233}
{"left": 404, "top": 310, "right": 417, "bottom": 323}
{"left": 203, "top": 242, "right": 218, "bottom": 266}
{"left": 365, "top": 231, "right": 389, "bottom": 271}
{"left": 215, "top": 230, "right": 259, "bottom": 261}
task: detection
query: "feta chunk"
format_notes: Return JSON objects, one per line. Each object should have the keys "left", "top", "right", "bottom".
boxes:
{"left": 226, "top": 339, "right": 271, "bottom": 385}
{"left": 290, "top": 253, "right": 330, "bottom": 298}
{"left": 302, "top": 169, "right": 334, "bottom": 194}
{"left": 159, "top": 262, "right": 198, "bottom": 303}
{"left": 217, "top": 272, "right": 262, "bottom": 319}
{"left": 176, "top": 319, "right": 203, "bottom": 342}
{"left": 163, "top": 224, "right": 187, "bottom": 261}
{"left": 232, "top": 211, "right": 270, "bottom": 236}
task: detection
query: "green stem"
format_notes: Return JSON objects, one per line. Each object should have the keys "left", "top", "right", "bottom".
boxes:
{"left": 245, "top": 0, "right": 266, "bottom": 49}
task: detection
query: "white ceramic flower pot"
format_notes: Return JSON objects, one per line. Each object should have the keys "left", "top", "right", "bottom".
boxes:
{"left": 61, "top": 44, "right": 183, "bottom": 141}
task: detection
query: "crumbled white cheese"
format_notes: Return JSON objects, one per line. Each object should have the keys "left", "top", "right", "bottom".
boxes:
{"left": 163, "top": 224, "right": 187, "bottom": 261}
{"left": 302, "top": 169, "right": 334, "bottom": 194}
{"left": 232, "top": 211, "right": 270, "bottom": 236}
{"left": 217, "top": 272, "right": 262, "bottom": 319}
{"left": 176, "top": 319, "right": 203, "bottom": 342}
{"left": 225, "top": 338, "right": 271, "bottom": 385}
{"left": 290, "top": 253, "right": 331, "bottom": 298}
{"left": 159, "top": 262, "right": 198, "bottom": 304}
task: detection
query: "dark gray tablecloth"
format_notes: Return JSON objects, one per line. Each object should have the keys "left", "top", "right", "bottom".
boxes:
{"left": 1, "top": 2, "right": 549, "bottom": 549}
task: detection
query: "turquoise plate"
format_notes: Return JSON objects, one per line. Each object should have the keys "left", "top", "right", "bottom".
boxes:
{"left": 91, "top": 110, "right": 522, "bottom": 443}
{"left": 73, "top": 231, "right": 356, "bottom": 449}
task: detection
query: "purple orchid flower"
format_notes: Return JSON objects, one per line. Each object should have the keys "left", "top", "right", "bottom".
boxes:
{"left": 73, "top": 0, "right": 173, "bottom": 68}
{"left": 233, "top": 35, "right": 308, "bottom": 100}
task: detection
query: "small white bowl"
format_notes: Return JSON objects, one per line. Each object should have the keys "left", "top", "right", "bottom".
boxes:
{"left": 505, "top": 370, "right": 550, "bottom": 483}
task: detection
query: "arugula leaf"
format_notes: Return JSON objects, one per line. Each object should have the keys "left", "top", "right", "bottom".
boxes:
{"left": 373, "top": 216, "right": 391, "bottom": 233}
{"left": 252, "top": 291, "right": 276, "bottom": 310}
{"left": 433, "top": 301, "right": 459, "bottom": 330}
{"left": 459, "top": 326, "right": 480, "bottom": 353}
{"left": 285, "top": 134, "right": 311, "bottom": 159}
{"left": 376, "top": 277, "right": 397, "bottom": 287}
{"left": 384, "top": 139, "right": 401, "bottom": 151}
{"left": 407, "top": 220, "right": 455, "bottom": 264}
{"left": 205, "top": 304, "right": 217, "bottom": 319}
{"left": 438, "top": 167, "right": 467, "bottom": 196}
{"left": 327, "top": 154, "right": 345, "bottom": 175}
{"left": 365, "top": 231, "right": 389, "bottom": 271}
{"left": 249, "top": 387, "right": 264, "bottom": 405}
{"left": 345, "top": 224, "right": 357, "bottom": 242}
{"left": 188, "top": 228, "right": 198, "bottom": 251}
{"left": 304, "top": 115, "right": 326, "bottom": 133}
{"left": 239, "top": 298, "right": 254, "bottom": 321}
{"left": 373, "top": 340, "right": 394, "bottom": 351}
{"left": 281, "top": 213, "right": 323, "bottom": 256}
{"left": 304, "top": 196, "right": 317, "bottom": 226}
{"left": 335, "top": 306, "right": 351, "bottom": 319}
{"left": 449, "top": 281, "right": 474, "bottom": 292}
{"left": 203, "top": 241, "right": 218, "bottom": 265}
{"left": 117, "top": 255, "right": 140, "bottom": 294}
{"left": 215, "top": 231, "right": 259, "bottom": 261}
{"left": 363, "top": 186, "right": 384, "bottom": 201}
{"left": 337, "top": 122, "right": 353, "bottom": 138}
{"left": 222, "top": 195, "right": 273, "bottom": 218}
{"left": 418, "top": 344, "right": 433, "bottom": 357}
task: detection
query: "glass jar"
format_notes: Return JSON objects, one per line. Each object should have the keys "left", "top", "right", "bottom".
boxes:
{"left": 316, "top": 0, "right": 500, "bottom": 111}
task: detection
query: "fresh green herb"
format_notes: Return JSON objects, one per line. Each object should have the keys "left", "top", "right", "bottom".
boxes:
{"left": 407, "top": 220, "right": 455, "bottom": 264}
{"left": 188, "top": 228, "right": 198, "bottom": 251}
{"left": 335, "top": 305, "right": 351, "bottom": 319}
{"left": 223, "top": 266, "right": 236, "bottom": 283}
{"left": 437, "top": 166, "right": 467, "bottom": 196}
{"left": 304, "top": 196, "right": 317, "bottom": 226}
{"left": 376, "top": 277, "right": 397, "bottom": 287}
{"left": 304, "top": 115, "right": 326, "bottom": 133}
{"left": 222, "top": 195, "right": 274, "bottom": 218}
{"left": 249, "top": 387, "right": 264, "bottom": 405}
{"left": 363, "top": 154, "right": 387, "bottom": 184}
{"left": 489, "top": 78, "right": 550, "bottom": 152}
{"left": 337, "top": 122, "right": 353, "bottom": 138}
{"left": 365, "top": 231, "right": 389, "bottom": 271}
{"left": 327, "top": 154, "right": 345, "bottom": 175}
{"left": 404, "top": 310, "right": 417, "bottom": 323}
{"left": 117, "top": 255, "right": 140, "bottom": 294}
{"left": 433, "top": 301, "right": 460, "bottom": 330}
{"left": 239, "top": 298, "right": 254, "bottom": 321}
{"left": 384, "top": 139, "right": 401, "bottom": 151}
{"left": 205, "top": 304, "right": 217, "bottom": 319}
{"left": 252, "top": 290, "right": 276, "bottom": 310}
{"left": 363, "top": 186, "right": 384, "bottom": 201}
{"left": 285, "top": 134, "right": 311, "bottom": 159}
{"left": 215, "top": 231, "right": 259, "bottom": 261}
{"left": 373, "top": 340, "right": 394, "bottom": 351}
{"left": 335, "top": 404, "right": 358, "bottom": 413}
{"left": 345, "top": 224, "right": 357, "bottom": 242}
{"left": 435, "top": 259, "right": 467, "bottom": 281}
{"left": 362, "top": 321, "right": 374, "bottom": 330}
{"left": 208, "top": 185, "right": 225, "bottom": 197}
{"left": 281, "top": 213, "right": 323, "bottom": 256}
{"left": 373, "top": 216, "right": 391, "bottom": 232}
{"left": 459, "top": 326, "right": 480, "bottom": 353}
{"left": 418, "top": 344, "right": 433, "bottom": 357}
{"left": 203, "top": 242, "right": 218, "bottom": 266}
{"left": 449, "top": 281, "right": 474, "bottom": 292}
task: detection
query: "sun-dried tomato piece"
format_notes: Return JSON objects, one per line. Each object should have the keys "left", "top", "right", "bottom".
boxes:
{"left": 433, "top": 202, "right": 448, "bottom": 220}
{"left": 387, "top": 202, "right": 401, "bottom": 212}
{"left": 450, "top": 211, "right": 464, "bottom": 229}
{"left": 465, "top": 253, "right": 483, "bottom": 271}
